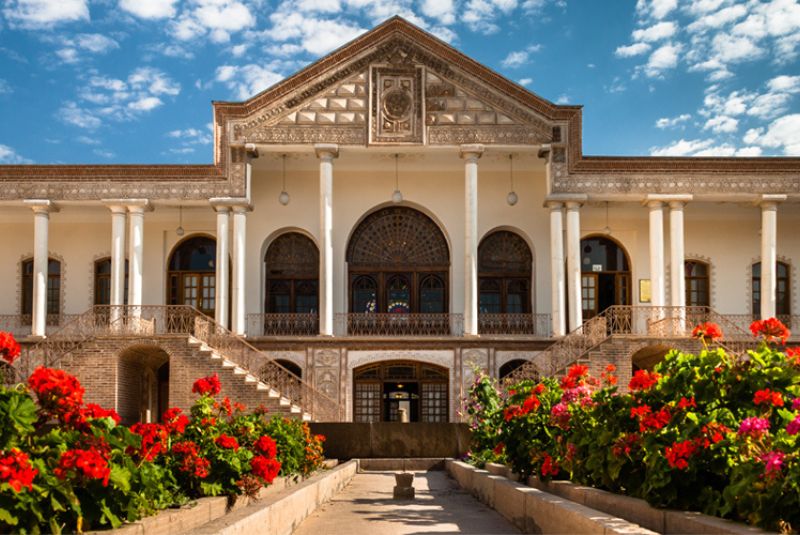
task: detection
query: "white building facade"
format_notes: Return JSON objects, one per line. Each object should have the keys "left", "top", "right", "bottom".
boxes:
{"left": 1, "top": 18, "right": 798, "bottom": 423}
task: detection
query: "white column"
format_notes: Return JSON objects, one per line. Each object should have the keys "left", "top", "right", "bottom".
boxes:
{"left": 127, "top": 204, "right": 147, "bottom": 314}
{"left": 565, "top": 201, "right": 583, "bottom": 331}
{"left": 647, "top": 200, "right": 665, "bottom": 309}
{"left": 669, "top": 201, "right": 686, "bottom": 309}
{"left": 548, "top": 202, "right": 566, "bottom": 336}
{"left": 25, "top": 201, "right": 55, "bottom": 337}
{"left": 231, "top": 205, "right": 249, "bottom": 336}
{"left": 760, "top": 200, "right": 779, "bottom": 319}
{"left": 109, "top": 206, "right": 127, "bottom": 323}
{"left": 460, "top": 144, "right": 484, "bottom": 337}
{"left": 315, "top": 144, "right": 338, "bottom": 336}
{"left": 214, "top": 206, "right": 230, "bottom": 328}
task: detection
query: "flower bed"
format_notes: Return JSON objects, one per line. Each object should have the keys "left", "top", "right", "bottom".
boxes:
{"left": 465, "top": 318, "right": 799, "bottom": 532}
{"left": 0, "top": 332, "right": 326, "bottom": 534}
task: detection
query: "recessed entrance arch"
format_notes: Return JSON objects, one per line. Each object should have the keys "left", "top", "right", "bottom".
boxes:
{"left": 580, "top": 235, "right": 631, "bottom": 319}
{"left": 353, "top": 360, "right": 449, "bottom": 423}
{"left": 167, "top": 235, "right": 217, "bottom": 317}
{"left": 117, "top": 344, "right": 170, "bottom": 425}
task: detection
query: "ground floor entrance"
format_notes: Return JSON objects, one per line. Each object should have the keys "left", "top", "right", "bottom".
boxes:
{"left": 353, "top": 360, "right": 449, "bottom": 423}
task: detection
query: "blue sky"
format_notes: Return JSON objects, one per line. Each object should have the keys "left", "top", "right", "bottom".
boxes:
{"left": 0, "top": 0, "right": 798, "bottom": 164}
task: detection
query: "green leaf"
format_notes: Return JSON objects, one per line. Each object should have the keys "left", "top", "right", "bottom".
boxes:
{"left": 109, "top": 465, "right": 131, "bottom": 492}
{"left": 0, "top": 507, "right": 18, "bottom": 526}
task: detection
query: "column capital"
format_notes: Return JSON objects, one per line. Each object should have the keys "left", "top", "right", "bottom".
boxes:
{"left": 565, "top": 200, "right": 583, "bottom": 210}
{"left": 244, "top": 143, "right": 260, "bottom": 159}
{"left": 546, "top": 200, "right": 564, "bottom": 210}
{"left": 459, "top": 144, "right": 485, "bottom": 161}
{"left": 537, "top": 143, "right": 552, "bottom": 162}
{"left": 756, "top": 194, "right": 787, "bottom": 209}
{"left": 544, "top": 193, "right": 586, "bottom": 209}
{"left": 120, "top": 199, "right": 152, "bottom": 213}
{"left": 23, "top": 199, "right": 59, "bottom": 214}
{"left": 210, "top": 197, "right": 251, "bottom": 212}
{"left": 645, "top": 200, "right": 664, "bottom": 209}
{"left": 314, "top": 143, "right": 339, "bottom": 160}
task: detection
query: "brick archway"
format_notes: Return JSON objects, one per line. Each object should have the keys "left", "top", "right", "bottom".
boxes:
{"left": 117, "top": 344, "right": 170, "bottom": 425}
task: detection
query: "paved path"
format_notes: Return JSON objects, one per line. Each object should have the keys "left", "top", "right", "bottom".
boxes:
{"left": 293, "top": 471, "right": 520, "bottom": 534}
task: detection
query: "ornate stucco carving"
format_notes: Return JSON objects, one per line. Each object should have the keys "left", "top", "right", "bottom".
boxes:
{"left": 552, "top": 174, "right": 800, "bottom": 194}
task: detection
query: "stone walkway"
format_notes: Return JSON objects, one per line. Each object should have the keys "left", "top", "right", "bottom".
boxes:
{"left": 293, "top": 471, "right": 520, "bottom": 534}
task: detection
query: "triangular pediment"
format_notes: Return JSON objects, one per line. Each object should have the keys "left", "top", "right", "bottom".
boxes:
{"left": 223, "top": 18, "right": 573, "bottom": 147}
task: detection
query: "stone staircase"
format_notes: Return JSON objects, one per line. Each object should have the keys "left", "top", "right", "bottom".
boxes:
{"left": 13, "top": 305, "right": 340, "bottom": 422}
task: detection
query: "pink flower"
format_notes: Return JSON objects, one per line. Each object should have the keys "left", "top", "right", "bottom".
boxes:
{"left": 792, "top": 398, "right": 800, "bottom": 411}
{"left": 760, "top": 451, "right": 785, "bottom": 477}
{"left": 738, "top": 417, "right": 770, "bottom": 438}
{"left": 787, "top": 415, "right": 800, "bottom": 436}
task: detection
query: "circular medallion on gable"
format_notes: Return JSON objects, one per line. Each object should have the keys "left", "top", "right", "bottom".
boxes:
{"left": 383, "top": 89, "right": 412, "bottom": 120}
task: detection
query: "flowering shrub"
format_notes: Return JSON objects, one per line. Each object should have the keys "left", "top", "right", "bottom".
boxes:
{"left": 0, "top": 332, "right": 327, "bottom": 534}
{"left": 466, "top": 318, "right": 800, "bottom": 531}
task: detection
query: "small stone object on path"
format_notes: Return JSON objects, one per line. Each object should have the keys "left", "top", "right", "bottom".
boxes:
{"left": 393, "top": 472, "right": 415, "bottom": 499}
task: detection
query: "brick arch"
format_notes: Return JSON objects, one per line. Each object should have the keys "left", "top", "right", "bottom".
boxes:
{"left": 117, "top": 344, "right": 171, "bottom": 425}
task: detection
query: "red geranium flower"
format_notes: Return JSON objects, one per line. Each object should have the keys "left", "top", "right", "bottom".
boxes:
{"left": 27, "top": 366, "right": 85, "bottom": 420}
{"left": 54, "top": 447, "right": 110, "bottom": 486}
{"left": 0, "top": 331, "right": 21, "bottom": 365}
{"left": 171, "top": 441, "right": 210, "bottom": 478}
{"left": 692, "top": 322, "right": 723, "bottom": 342}
{"left": 540, "top": 453, "right": 559, "bottom": 477}
{"left": 162, "top": 407, "right": 189, "bottom": 435}
{"left": 215, "top": 433, "right": 239, "bottom": 451}
{"left": 750, "top": 318, "right": 790, "bottom": 345}
{"left": 0, "top": 448, "right": 38, "bottom": 492}
{"left": 253, "top": 436, "right": 278, "bottom": 458}
{"left": 665, "top": 439, "right": 698, "bottom": 470}
{"left": 251, "top": 455, "right": 281, "bottom": 484}
{"left": 677, "top": 396, "right": 696, "bottom": 410}
{"left": 753, "top": 388, "right": 784, "bottom": 407}
{"left": 629, "top": 369, "right": 660, "bottom": 392}
{"left": 80, "top": 403, "right": 121, "bottom": 424}
{"left": 130, "top": 423, "right": 169, "bottom": 461}
{"left": 192, "top": 373, "right": 222, "bottom": 396}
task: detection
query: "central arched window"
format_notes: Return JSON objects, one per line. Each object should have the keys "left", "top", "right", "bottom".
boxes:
{"left": 752, "top": 261, "right": 791, "bottom": 317}
{"left": 346, "top": 207, "right": 449, "bottom": 314}
{"left": 22, "top": 258, "right": 61, "bottom": 321}
{"left": 264, "top": 233, "right": 319, "bottom": 314}
{"left": 167, "top": 236, "right": 216, "bottom": 317}
{"left": 684, "top": 260, "right": 710, "bottom": 307}
{"left": 478, "top": 230, "right": 532, "bottom": 314}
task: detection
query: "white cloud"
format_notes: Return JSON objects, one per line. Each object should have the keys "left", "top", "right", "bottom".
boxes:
{"left": 75, "top": 135, "right": 100, "bottom": 145}
{"left": 632, "top": 21, "right": 677, "bottom": 42}
{"left": 420, "top": 0, "right": 455, "bottom": 25}
{"left": 687, "top": 4, "right": 747, "bottom": 33}
{"left": 128, "top": 67, "right": 181, "bottom": 96}
{"left": 501, "top": 44, "right": 541, "bottom": 68}
{"left": 265, "top": 12, "right": 366, "bottom": 55}
{"left": 744, "top": 113, "right": 800, "bottom": 155}
{"left": 93, "top": 148, "right": 115, "bottom": 159}
{"left": 0, "top": 79, "right": 12, "bottom": 95}
{"left": 3, "top": 0, "right": 88, "bottom": 29}
{"left": 747, "top": 92, "right": 791, "bottom": 119}
{"left": 644, "top": 43, "right": 681, "bottom": 77}
{"left": 167, "top": 127, "right": 213, "bottom": 145}
{"left": 636, "top": 0, "right": 677, "bottom": 20}
{"left": 0, "top": 144, "right": 32, "bottom": 163}
{"left": 767, "top": 74, "right": 800, "bottom": 93}
{"left": 518, "top": 78, "right": 532, "bottom": 86}
{"left": 215, "top": 64, "right": 284, "bottom": 100}
{"left": 703, "top": 114, "right": 738, "bottom": 133}
{"left": 55, "top": 33, "right": 119, "bottom": 63}
{"left": 649, "top": 138, "right": 746, "bottom": 157}
{"left": 655, "top": 113, "right": 691, "bottom": 128}
{"left": 463, "top": 0, "right": 519, "bottom": 34}
{"left": 556, "top": 94, "right": 569, "bottom": 104}
{"left": 735, "top": 146, "right": 763, "bottom": 156}
{"left": 711, "top": 33, "right": 765, "bottom": 63}
{"left": 170, "top": 0, "right": 255, "bottom": 43}
{"left": 615, "top": 42, "right": 651, "bottom": 58}
{"left": 59, "top": 101, "right": 102, "bottom": 129}
{"left": 120, "top": 0, "right": 179, "bottom": 19}
{"left": 128, "top": 96, "right": 162, "bottom": 111}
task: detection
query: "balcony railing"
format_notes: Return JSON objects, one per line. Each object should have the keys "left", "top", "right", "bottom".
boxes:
{"left": 336, "top": 313, "right": 463, "bottom": 336}
{"left": 720, "top": 314, "right": 799, "bottom": 336}
{"left": 246, "top": 313, "right": 319, "bottom": 336}
{"left": 478, "top": 313, "right": 551, "bottom": 336}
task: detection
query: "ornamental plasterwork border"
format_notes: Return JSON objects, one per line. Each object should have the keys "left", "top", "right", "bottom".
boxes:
{"left": 552, "top": 174, "right": 800, "bottom": 195}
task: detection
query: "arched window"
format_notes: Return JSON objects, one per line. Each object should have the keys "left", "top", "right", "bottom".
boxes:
{"left": 346, "top": 207, "right": 449, "bottom": 314}
{"left": 752, "top": 261, "right": 791, "bottom": 316}
{"left": 264, "top": 233, "right": 319, "bottom": 314}
{"left": 580, "top": 236, "right": 631, "bottom": 319}
{"left": 478, "top": 230, "right": 532, "bottom": 314}
{"left": 94, "top": 257, "right": 129, "bottom": 305}
{"left": 499, "top": 359, "right": 528, "bottom": 379}
{"left": 684, "top": 260, "right": 710, "bottom": 307}
{"left": 167, "top": 236, "right": 216, "bottom": 316}
{"left": 275, "top": 359, "right": 302, "bottom": 378}
{"left": 22, "top": 258, "right": 61, "bottom": 319}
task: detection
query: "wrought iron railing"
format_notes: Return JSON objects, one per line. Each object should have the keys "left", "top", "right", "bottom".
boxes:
{"left": 478, "top": 313, "right": 551, "bottom": 336}
{"left": 335, "top": 313, "right": 463, "bottom": 336}
{"left": 15, "top": 306, "right": 342, "bottom": 421}
{"left": 246, "top": 313, "right": 319, "bottom": 337}
{"left": 721, "top": 314, "right": 797, "bottom": 336}
{"left": 0, "top": 314, "right": 80, "bottom": 338}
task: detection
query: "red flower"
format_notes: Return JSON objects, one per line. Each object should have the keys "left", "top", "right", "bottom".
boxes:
{"left": 253, "top": 436, "right": 278, "bottom": 458}
{"left": 0, "top": 448, "right": 37, "bottom": 492}
{"left": 750, "top": 318, "right": 790, "bottom": 345}
{"left": 631, "top": 404, "right": 670, "bottom": 432}
{"left": 80, "top": 404, "right": 121, "bottom": 424}
{"left": 629, "top": 369, "right": 660, "bottom": 392}
{"left": 192, "top": 373, "right": 222, "bottom": 396}
{"left": 162, "top": 407, "right": 189, "bottom": 435}
{"left": 0, "top": 331, "right": 21, "bottom": 365}
{"left": 172, "top": 441, "right": 210, "bottom": 478}
{"left": 251, "top": 455, "right": 281, "bottom": 484}
{"left": 540, "top": 453, "right": 559, "bottom": 477}
{"left": 492, "top": 442, "right": 505, "bottom": 455}
{"left": 665, "top": 439, "right": 698, "bottom": 470}
{"left": 215, "top": 433, "right": 239, "bottom": 451}
{"left": 27, "top": 366, "right": 85, "bottom": 420}
{"left": 692, "top": 322, "right": 723, "bottom": 342}
{"left": 630, "top": 404, "right": 652, "bottom": 419}
{"left": 677, "top": 396, "right": 697, "bottom": 410}
{"left": 700, "top": 422, "right": 730, "bottom": 446}
{"left": 130, "top": 423, "right": 169, "bottom": 461}
{"left": 54, "top": 448, "right": 110, "bottom": 486}
{"left": 521, "top": 394, "right": 541, "bottom": 413}
{"left": 534, "top": 383, "right": 547, "bottom": 395}
{"left": 612, "top": 433, "right": 640, "bottom": 458}
{"left": 753, "top": 388, "right": 784, "bottom": 407}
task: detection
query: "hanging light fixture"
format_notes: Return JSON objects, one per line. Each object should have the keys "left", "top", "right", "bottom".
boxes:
{"left": 506, "top": 154, "right": 518, "bottom": 206}
{"left": 278, "top": 154, "right": 290, "bottom": 206}
{"left": 603, "top": 201, "right": 612, "bottom": 234}
{"left": 391, "top": 153, "right": 403, "bottom": 203}
{"left": 176, "top": 205, "right": 185, "bottom": 236}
